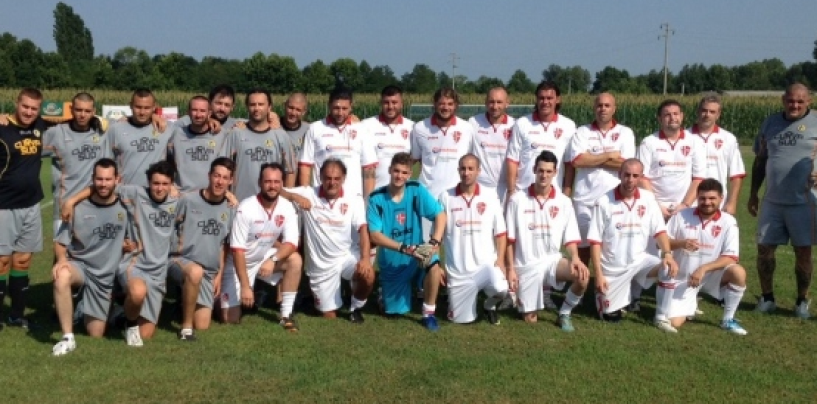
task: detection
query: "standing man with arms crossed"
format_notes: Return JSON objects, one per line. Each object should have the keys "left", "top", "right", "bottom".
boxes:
{"left": 167, "top": 96, "right": 227, "bottom": 192}
{"left": 749, "top": 83, "right": 817, "bottom": 318}
{"left": 469, "top": 87, "right": 515, "bottom": 203}
{"left": 361, "top": 85, "right": 414, "bottom": 190}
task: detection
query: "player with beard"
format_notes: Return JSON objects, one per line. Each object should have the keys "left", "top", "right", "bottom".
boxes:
{"left": 167, "top": 96, "right": 227, "bottom": 192}
{"left": 51, "top": 158, "right": 129, "bottom": 356}
{"left": 361, "top": 85, "right": 414, "bottom": 189}
{"left": 469, "top": 87, "right": 515, "bottom": 203}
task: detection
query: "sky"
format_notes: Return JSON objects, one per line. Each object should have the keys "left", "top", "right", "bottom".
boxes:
{"left": 2, "top": 0, "right": 815, "bottom": 82}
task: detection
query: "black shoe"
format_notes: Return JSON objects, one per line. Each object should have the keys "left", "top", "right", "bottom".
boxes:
{"left": 7, "top": 316, "right": 35, "bottom": 330}
{"left": 280, "top": 316, "right": 299, "bottom": 332}
{"left": 601, "top": 310, "right": 623, "bottom": 323}
{"left": 484, "top": 309, "right": 500, "bottom": 325}
{"left": 178, "top": 330, "right": 197, "bottom": 341}
{"left": 349, "top": 309, "right": 365, "bottom": 324}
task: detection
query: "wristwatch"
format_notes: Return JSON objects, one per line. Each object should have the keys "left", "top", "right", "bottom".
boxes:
{"left": 272, "top": 255, "right": 279, "bottom": 263}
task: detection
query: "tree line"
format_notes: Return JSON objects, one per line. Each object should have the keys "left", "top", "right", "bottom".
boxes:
{"left": 2, "top": 2, "right": 816, "bottom": 95}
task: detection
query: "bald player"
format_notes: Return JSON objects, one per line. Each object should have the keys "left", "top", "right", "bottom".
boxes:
{"left": 281, "top": 93, "right": 310, "bottom": 180}
{"left": 167, "top": 96, "right": 227, "bottom": 192}
{"left": 469, "top": 87, "right": 515, "bottom": 203}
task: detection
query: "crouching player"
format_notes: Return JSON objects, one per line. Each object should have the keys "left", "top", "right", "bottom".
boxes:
{"left": 367, "top": 153, "right": 447, "bottom": 330}
{"left": 661, "top": 178, "right": 747, "bottom": 334}
{"left": 505, "top": 151, "right": 589, "bottom": 331}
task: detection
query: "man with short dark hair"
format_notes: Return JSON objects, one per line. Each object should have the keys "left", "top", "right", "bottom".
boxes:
{"left": 167, "top": 96, "right": 227, "bottom": 192}
{"left": 361, "top": 85, "right": 414, "bottom": 189}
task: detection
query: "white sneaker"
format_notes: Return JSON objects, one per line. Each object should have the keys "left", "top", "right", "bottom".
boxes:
{"left": 755, "top": 297, "right": 777, "bottom": 313}
{"left": 795, "top": 300, "right": 811, "bottom": 319}
{"left": 721, "top": 318, "right": 748, "bottom": 335}
{"left": 125, "top": 326, "right": 143, "bottom": 347}
{"left": 655, "top": 319, "right": 678, "bottom": 333}
{"left": 52, "top": 337, "right": 77, "bottom": 356}
{"left": 542, "top": 294, "right": 558, "bottom": 311}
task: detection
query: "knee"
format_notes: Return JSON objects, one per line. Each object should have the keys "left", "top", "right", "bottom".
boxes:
{"left": 185, "top": 264, "right": 204, "bottom": 284}
{"left": 0, "top": 256, "right": 11, "bottom": 274}
{"left": 757, "top": 245, "right": 776, "bottom": 260}
{"left": 285, "top": 252, "right": 303, "bottom": 273}
{"left": 728, "top": 265, "right": 747, "bottom": 285}
{"left": 427, "top": 264, "right": 443, "bottom": 279}
{"left": 128, "top": 279, "right": 148, "bottom": 301}
{"left": 53, "top": 267, "right": 73, "bottom": 289}
{"left": 322, "top": 311, "right": 337, "bottom": 319}
{"left": 11, "top": 254, "right": 32, "bottom": 270}
{"left": 793, "top": 246, "right": 813, "bottom": 263}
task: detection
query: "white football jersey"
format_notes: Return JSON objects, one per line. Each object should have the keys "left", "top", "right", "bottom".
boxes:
{"left": 411, "top": 116, "right": 474, "bottom": 198}
{"left": 666, "top": 208, "right": 739, "bottom": 279}
{"left": 506, "top": 113, "right": 576, "bottom": 192}
{"left": 688, "top": 125, "right": 746, "bottom": 204}
{"left": 567, "top": 121, "right": 636, "bottom": 205}
{"left": 469, "top": 113, "right": 515, "bottom": 190}
{"left": 229, "top": 195, "right": 299, "bottom": 269}
{"left": 637, "top": 131, "right": 707, "bottom": 204}
{"left": 361, "top": 115, "right": 414, "bottom": 189}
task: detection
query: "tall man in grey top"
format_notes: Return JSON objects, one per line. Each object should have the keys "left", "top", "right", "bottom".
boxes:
{"left": 221, "top": 88, "right": 297, "bottom": 200}
{"left": 281, "top": 93, "right": 310, "bottom": 182}
{"left": 169, "top": 157, "right": 236, "bottom": 341}
{"left": 51, "top": 158, "right": 128, "bottom": 356}
{"left": 749, "top": 83, "right": 817, "bottom": 319}
{"left": 168, "top": 96, "right": 227, "bottom": 192}
{"left": 110, "top": 89, "right": 173, "bottom": 187}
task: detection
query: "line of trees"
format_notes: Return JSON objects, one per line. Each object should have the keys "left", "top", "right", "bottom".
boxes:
{"left": 2, "top": 3, "right": 816, "bottom": 94}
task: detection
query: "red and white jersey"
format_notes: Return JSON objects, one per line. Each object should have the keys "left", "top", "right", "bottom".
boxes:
{"left": 506, "top": 185, "right": 581, "bottom": 268}
{"left": 637, "top": 131, "right": 706, "bottom": 204}
{"left": 688, "top": 125, "right": 746, "bottom": 203}
{"left": 439, "top": 184, "right": 506, "bottom": 282}
{"left": 568, "top": 121, "right": 636, "bottom": 205}
{"left": 299, "top": 116, "right": 378, "bottom": 196}
{"left": 506, "top": 113, "right": 576, "bottom": 192}
{"left": 287, "top": 186, "right": 367, "bottom": 279}
{"left": 411, "top": 116, "right": 474, "bottom": 198}
{"left": 587, "top": 187, "right": 667, "bottom": 274}
{"left": 469, "top": 113, "right": 515, "bottom": 190}
{"left": 361, "top": 114, "right": 414, "bottom": 189}
{"left": 666, "top": 208, "right": 739, "bottom": 279}
{"left": 229, "top": 194, "right": 299, "bottom": 269}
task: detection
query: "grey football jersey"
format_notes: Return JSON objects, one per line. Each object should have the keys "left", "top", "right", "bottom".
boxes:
{"left": 167, "top": 126, "right": 226, "bottom": 192}
{"left": 118, "top": 185, "right": 179, "bottom": 274}
{"left": 283, "top": 122, "right": 310, "bottom": 164}
{"left": 171, "top": 190, "right": 234, "bottom": 274}
{"left": 110, "top": 120, "right": 172, "bottom": 187}
{"left": 175, "top": 116, "right": 239, "bottom": 131}
{"left": 757, "top": 111, "right": 817, "bottom": 205}
{"left": 56, "top": 198, "right": 128, "bottom": 282}
{"left": 221, "top": 127, "right": 296, "bottom": 200}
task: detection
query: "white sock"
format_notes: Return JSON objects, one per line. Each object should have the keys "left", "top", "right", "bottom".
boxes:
{"left": 350, "top": 297, "right": 366, "bottom": 311}
{"left": 422, "top": 303, "right": 436, "bottom": 317}
{"left": 559, "top": 289, "right": 582, "bottom": 315}
{"left": 483, "top": 295, "right": 503, "bottom": 310}
{"left": 630, "top": 282, "right": 643, "bottom": 300}
{"left": 654, "top": 275, "right": 676, "bottom": 322}
{"left": 63, "top": 333, "right": 74, "bottom": 341}
{"left": 721, "top": 283, "right": 746, "bottom": 322}
{"left": 280, "top": 292, "right": 296, "bottom": 318}
{"left": 180, "top": 328, "right": 193, "bottom": 336}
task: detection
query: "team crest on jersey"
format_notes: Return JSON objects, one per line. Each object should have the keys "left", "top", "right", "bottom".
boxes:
{"left": 476, "top": 202, "right": 486, "bottom": 215}
{"left": 208, "top": 140, "right": 216, "bottom": 148}
{"left": 637, "top": 205, "right": 646, "bottom": 218}
{"left": 274, "top": 215, "right": 285, "bottom": 227}
{"left": 117, "top": 212, "right": 125, "bottom": 221}
{"left": 712, "top": 225, "right": 722, "bottom": 237}
{"left": 91, "top": 135, "right": 100, "bottom": 144}
{"left": 453, "top": 131, "right": 462, "bottom": 143}
{"left": 503, "top": 128, "right": 512, "bottom": 140}
{"left": 33, "top": 129, "right": 41, "bottom": 138}
{"left": 798, "top": 124, "right": 806, "bottom": 132}
{"left": 265, "top": 139, "right": 273, "bottom": 147}
{"left": 401, "top": 129, "right": 409, "bottom": 140}
{"left": 220, "top": 212, "right": 228, "bottom": 222}
{"left": 554, "top": 128, "right": 563, "bottom": 139}
{"left": 168, "top": 206, "right": 175, "bottom": 214}
{"left": 349, "top": 129, "right": 357, "bottom": 140}
{"left": 396, "top": 212, "right": 406, "bottom": 225}
{"left": 681, "top": 146, "right": 691, "bottom": 156}
{"left": 714, "top": 139, "right": 723, "bottom": 149}
{"left": 549, "top": 206, "right": 559, "bottom": 218}
{"left": 340, "top": 203, "right": 348, "bottom": 215}
{"left": 611, "top": 133, "right": 619, "bottom": 142}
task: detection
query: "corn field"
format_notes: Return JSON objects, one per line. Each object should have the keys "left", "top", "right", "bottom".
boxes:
{"left": 0, "top": 89, "right": 782, "bottom": 144}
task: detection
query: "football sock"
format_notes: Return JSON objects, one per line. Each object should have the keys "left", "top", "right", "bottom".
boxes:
{"left": 654, "top": 274, "right": 676, "bottom": 322}
{"left": 762, "top": 292, "right": 775, "bottom": 302}
{"left": 350, "top": 297, "right": 366, "bottom": 311}
{"left": 0, "top": 274, "right": 7, "bottom": 317}
{"left": 559, "top": 289, "right": 582, "bottom": 316}
{"left": 796, "top": 297, "right": 807, "bottom": 306}
{"left": 9, "top": 269, "right": 28, "bottom": 319}
{"left": 63, "top": 333, "right": 75, "bottom": 341}
{"left": 126, "top": 318, "right": 138, "bottom": 328}
{"left": 280, "top": 292, "right": 296, "bottom": 318}
{"left": 422, "top": 303, "right": 436, "bottom": 317}
{"left": 722, "top": 283, "right": 746, "bottom": 322}
{"left": 483, "top": 296, "right": 502, "bottom": 310}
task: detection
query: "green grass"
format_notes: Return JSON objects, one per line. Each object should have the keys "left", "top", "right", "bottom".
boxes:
{"left": 0, "top": 155, "right": 815, "bottom": 403}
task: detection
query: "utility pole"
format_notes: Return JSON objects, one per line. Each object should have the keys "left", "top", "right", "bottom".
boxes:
{"left": 659, "top": 23, "right": 674, "bottom": 95}
{"left": 450, "top": 52, "right": 459, "bottom": 90}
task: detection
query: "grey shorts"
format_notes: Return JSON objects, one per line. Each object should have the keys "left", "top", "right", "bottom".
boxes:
{"left": 757, "top": 200, "right": 817, "bottom": 246}
{"left": 118, "top": 256, "right": 167, "bottom": 324}
{"left": 72, "top": 260, "right": 114, "bottom": 322}
{"left": 167, "top": 257, "right": 216, "bottom": 309}
{"left": 0, "top": 204, "right": 43, "bottom": 255}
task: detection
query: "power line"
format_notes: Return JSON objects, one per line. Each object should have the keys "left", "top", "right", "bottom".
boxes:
{"left": 450, "top": 52, "right": 460, "bottom": 89}
{"left": 659, "top": 23, "right": 675, "bottom": 95}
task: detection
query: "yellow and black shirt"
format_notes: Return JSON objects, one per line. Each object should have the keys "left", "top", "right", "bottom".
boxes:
{"left": 0, "top": 117, "right": 48, "bottom": 209}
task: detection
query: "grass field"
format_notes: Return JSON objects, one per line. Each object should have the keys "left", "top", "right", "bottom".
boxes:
{"left": 0, "top": 154, "right": 815, "bottom": 403}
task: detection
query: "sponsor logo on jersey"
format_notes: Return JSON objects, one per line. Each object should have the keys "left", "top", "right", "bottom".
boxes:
{"left": 712, "top": 225, "right": 722, "bottom": 237}
{"left": 326, "top": 145, "right": 353, "bottom": 152}
{"left": 527, "top": 223, "right": 551, "bottom": 230}
{"left": 396, "top": 212, "right": 406, "bottom": 225}
{"left": 149, "top": 211, "right": 175, "bottom": 227}
{"left": 377, "top": 143, "right": 406, "bottom": 150}
{"left": 274, "top": 215, "right": 285, "bottom": 227}
{"left": 131, "top": 137, "right": 160, "bottom": 152}
{"left": 197, "top": 219, "right": 224, "bottom": 236}
{"left": 185, "top": 146, "right": 215, "bottom": 161}
{"left": 549, "top": 206, "right": 559, "bottom": 218}
{"left": 480, "top": 142, "right": 506, "bottom": 150}
{"left": 530, "top": 142, "right": 554, "bottom": 150}
{"left": 245, "top": 146, "right": 276, "bottom": 162}
{"left": 91, "top": 135, "right": 100, "bottom": 144}
{"left": 615, "top": 222, "right": 640, "bottom": 230}
{"left": 71, "top": 144, "right": 103, "bottom": 161}
{"left": 798, "top": 125, "right": 806, "bottom": 132}
{"left": 93, "top": 223, "right": 124, "bottom": 239}
{"left": 714, "top": 139, "right": 723, "bottom": 149}
{"left": 658, "top": 160, "right": 686, "bottom": 167}
{"left": 265, "top": 139, "right": 274, "bottom": 147}
{"left": 773, "top": 131, "right": 804, "bottom": 146}
{"left": 220, "top": 212, "right": 228, "bottom": 222}
{"left": 476, "top": 202, "right": 486, "bottom": 215}
{"left": 14, "top": 138, "right": 41, "bottom": 155}
{"left": 455, "top": 219, "right": 482, "bottom": 227}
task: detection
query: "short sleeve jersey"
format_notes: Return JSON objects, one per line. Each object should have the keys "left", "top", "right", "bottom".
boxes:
{"left": 586, "top": 188, "right": 667, "bottom": 274}
{"left": 299, "top": 117, "right": 378, "bottom": 196}
{"left": 118, "top": 185, "right": 179, "bottom": 273}
{"left": 666, "top": 208, "right": 739, "bottom": 279}
{"left": 410, "top": 116, "right": 475, "bottom": 198}
{"left": 689, "top": 125, "right": 746, "bottom": 202}
{"left": 171, "top": 190, "right": 234, "bottom": 274}
{"left": 506, "top": 113, "right": 576, "bottom": 191}
{"left": 110, "top": 119, "right": 173, "bottom": 187}
{"left": 229, "top": 195, "right": 299, "bottom": 269}
{"left": 221, "top": 126, "right": 296, "bottom": 200}
{"left": 439, "top": 184, "right": 506, "bottom": 281}
{"left": 469, "top": 113, "right": 515, "bottom": 190}
{"left": 56, "top": 198, "right": 128, "bottom": 280}
{"left": 361, "top": 115, "right": 414, "bottom": 189}
{"left": 637, "top": 131, "right": 707, "bottom": 204}
{"left": 505, "top": 186, "right": 581, "bottom": 269}
{"left": 567, "top": 121, "right": 636, "bottom": 205}
{"left": 0, "top": 117, "right": 48, "bottom": 209}
{"left": 367, "top": 181, "right": 442, "bottom": 273}
{"left": 755, "top": 111, "right": 817, "bottom": 205}
{"left": 283, "top": 122, "right": 310, "bottom": 165}
{"left": 167, "top": 126, "right": 226, "bottom": 192}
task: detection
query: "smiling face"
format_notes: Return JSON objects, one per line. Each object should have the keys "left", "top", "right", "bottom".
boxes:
{"left": 433, "top": 96, "right": 457, "bottom": 123}
{"left": 782, "top": 87, "right": 811, "bottom": 120}
{"left": 536, "top": 89, "right": 560, "bottom": 119}
{"left": 210, "top": 94, "right": 234, "bottom": 121}
{"left": 380, "top": 93, "right": 403, "bottom": 122}
{"left": 130, "top": 95, "right": 155, "bottom": 126}
{"left": 208, "top": 165, "right": 233, "bottom": 198}
{"left": 320, "top": 163, "right": 346, "bottom": 199}
{"left": 148, "top": 172, "right": 172, "bottom": 201}
{"left": 15, "top": 95, "right": 42, "bottom": 126}
{"left": 92, "top": 165, "right": 118, "bottom": 199}
{"left": 696, "top": 190, "right": 723, "bottom": 216}
{"left": 457, "top": 155, "right": 480, "bottom": 187}
{"left": 658, "top": 104, "right": 684, "bottom": 133}
{"left": 258, "top": 166, "right": 283, "bottom": 202}
{"left": 329, "top": 99, "right": 352, "bottom": 126}
{"left": 485, "top": 88, "right": 508, "bottom": 121}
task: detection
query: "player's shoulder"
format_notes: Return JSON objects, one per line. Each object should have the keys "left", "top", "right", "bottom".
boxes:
{"left": 468, "top": 114, "right": 485, "bottom": 127}
{"left": 368, "top": 185, "right": 390, "bottom": 202}
{"left": 639, "top": 132, "right": 661, "bottom": 146}
{"left": 636, "top": 187, "right": 656, "bottom": 200}
{"left": 718, "top": 211, "right": 739, "bottom": 226}
{"left": 557, "top": 113, "right": 577, "bottom": 128}
{"left": 613, "top": 123, "right": 635, "bottom": 137}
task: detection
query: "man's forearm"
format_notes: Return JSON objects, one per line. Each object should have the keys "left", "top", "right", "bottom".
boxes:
{"left": 233, "top": 252, "right": 250, "bottom": 288}
{"left": 431, "top": 212, "right": 446, "bottom": 242}
{"left": 750, "top": 156, "right": 767, "bottom": 196}
{"left": 298, "top": 166, "right": 312, "bottom": 187}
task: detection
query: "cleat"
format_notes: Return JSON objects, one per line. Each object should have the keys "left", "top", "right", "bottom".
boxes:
{"left": 558, "top": 314, "right": 575, "bottom": 332}
{"left": 755, "top": 296, "right": 776, "bottom": 313}
{"left": 795, "top": 300, "right": 811, "bottom": 319}
{"left": 125, "top": 326, "right": 143, "bottom": 347}
{"left": 601, "top": 310, "right": 623, "bottom": 323}
{"left": 720, "top": 318, "right": 748, "bottom": 335}
{"left": 421, "top": 315, "right": 440, "bottom": 332}
{"left": 280, "top": 316, "right": 299, "bottom": 332}
{"left": 52, "top": 337, "right": 76, "bottom": 356}
{"left": 349, "top": 309, "right": 365, "bottom": 324}
{"left": 497, "top": 292, "right": 517, "bottom": 310}
{"left": 7, "top": 316, "right": 35, "bottom": 330}
{"left": 655, "top": 319, "right": 678, "bottom": 333}
{"left": 484, "top": 309, "right": 500, "bottom": 326}
{"left": 178, "top": 329, "right": 197, "bottom": 341}
{"left": 622, "top": 300, "right": 641, "bottom": 314}
{"left": 542, "top": 294, "right": 558, "bottom": 311}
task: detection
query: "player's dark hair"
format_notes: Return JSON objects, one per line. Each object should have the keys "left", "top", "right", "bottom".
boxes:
{"left": 534, "top": 150, "right": 559, "bottom": 170}
{"left": 72, "top": 92, "right": 95, "bottom": 105}
{"left": 188, "top": 95, "right": 210, "bottom": 111}
{"left": 433, "top": 87, "right": 459, "bottom": 105}
{"left": 208, "top": 84, "right": 235, "bottom": 103}
{"left": 329, "top": 87, "right": 353, "bottom": 104}
{"left": 17, "top": 88, "right": 43, "bottom": 101}
{"left": 697, "top": 178, "right": 724, "bottom": 196}
{"left": 245, "top": 88, "right": 272, "bottom": 106}
{"left": 535, "top": 81, "right": 561, "bottom": 112}
{"left": 131, "top": 88, "right": 155, "bottom": 103}
{"left": 146, "top": 160, "right": 176, "bottom": 185}
{"left": 210, "top": 157, "right": 236, "bottom": 176}
{"left": 389, "top": 152, "right": 413, "bottom": 169}
{"left": 94, "top": 157, "right": 119, "bottom": 177}
{"left": 258, "top": 162, "right": 285, "bottom": 183}
{"left": 657, "top": 99, "right": 683, "bottom": 116}
{"left": 320, "top": 158, "right": 347, "bottom": 177}
{"left": 381, "top": 85, "right": 403, "bottom": 98}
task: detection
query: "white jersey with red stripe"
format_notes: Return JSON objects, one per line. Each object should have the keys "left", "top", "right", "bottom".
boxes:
{"left": 506, "top": 113, "right": 576, "bottom": 192}
{"left": 298, "top": 117, "right": 378, "bottom": 196}
{"left": 228, "top": 194, "right": 299, "bottom": 270}
{"left": 587, "top": 187, "right": 667, "bottom": 274}
{"left": 410, "top": 116, "right": 474, "bottom": 198}
{"left": 287, "top": 186, "right": 366, "bottom": 280}
{"left": 439, "top": 184, "right": 506, "bottom": 282}
{"left": 469, "top": 113, "right": 515, "bottom": 190}
{"left": 361, "top": 114, "right": 414, "bottom": 189}
{"left": 505, "top": 185, "right": 581, "bottom": 268}
{"left": 567, "top": 121, "right": 636, "bottom": 205}
{"left": 688, "top": 125, "right": 746, "bottom": 203}
{"left": 637, "top": 131, "right": 707, "bottom": 204}
{"left": 666, "top": 207, "right": 739, "bottom": 279}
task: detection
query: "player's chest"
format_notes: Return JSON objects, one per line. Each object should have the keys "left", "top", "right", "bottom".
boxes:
{"left": 5, "top": 132, "right": 43, "bottom": 157}
{"left": 136, "top": 200, "right": 177, "bottom": 228}
{"left": 310, "top": 199, "right": 353, "bottom": 228}
{"left": 649, "top": 141, "right": 694, "bottom": 163}
{"left": 177, "top": 136, "right": 221, "bottom": 161}
{"left": 313, "top": 132, "right": 362, "bottom": 157}
{"left": 608, "top": 202, "right": 651, "bottom": 231}
{"left": 237, "top": 136, "right": 281, "bottom": 162}
{"left": 371, "top": 129, "right": 410, "bottom": 155}
{"left": 448, "top": 199, "right": 490, "bottom": 233}
{"left": 474, "top": 127, "right": 510, "bottom": 154}
{"left": 248, "top": 214, "right": 288, "bottom": 239}
{"left": 766, "top": 123, "right": 817, "bottom": 151}
{"left": 419, "top": 127, "right": 469, "bottom": 152}
{"left": 583, "top": 133, "right": 621, "bottom": 154}
{"left": 185, "top": 207, "right": 231, "bottom": 236}
{"left": 80, "top": 208, "right": 127, "bottom": 240}
{"left": 521, "top": 200, "right": 567, "bottom": 230}
{"left": 122, "top": 131, "right": 169, "bottom": 153}
{"left": 62, "top": 133, "right": 105, "bottom": 161}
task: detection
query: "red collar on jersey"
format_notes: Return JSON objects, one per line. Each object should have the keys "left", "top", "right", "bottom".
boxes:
{"left": 532, "top": 113, "right": 558, "bottom": 123}
{"left": 378, "top": 114, "right": 404, "bottom": 125}
{"left": 658, "top": 130, "right": 685, "bottom": 140}
{"left": 690, "top": 124, "right": 720, "bottom": 135}
{"left": 527, "top": 184, "right": 556, "bottom": 199}
{"left": 693, "top": 208, "right": 722, "bottom": 221}
{"left": 455, "top": 183, "right": 481, "bottom": 196}
{"left": 318, "top": 186, "right": 345, "bottom": 199}
{"left": 591, "top": 120, "right": 618, "bottom": 131}
{"left": 614, "top": 187, "right": 640, "bottom": 201}
{"left": 324, "top": 115, "right": 353, "bottom": 127}
{"left": 431, "top": 115, "right": 457, "bottom": 127}
{"left": 485, "top": 113, "right": 509, "bottom": 124}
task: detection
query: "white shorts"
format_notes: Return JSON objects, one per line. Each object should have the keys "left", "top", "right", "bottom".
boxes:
{"left": 220, "top": 249, "right": 284, "bottom": 309}
{"left": 309, "top": 254, "right": 358, "bottom": 312}
{"left": 573, "top": 201, "right": 593, "bottom": 248}
{"left": 447, "top": 265, "right": 509, "bottom": 323}
{"left": 515, "top": 257, "right": 565, "bottom": 313}
{"left": 666, "top": 265, "right": 729, "bottom": 319}
{"left": 595, "top": 255, "right": 662, "bottom": 315}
